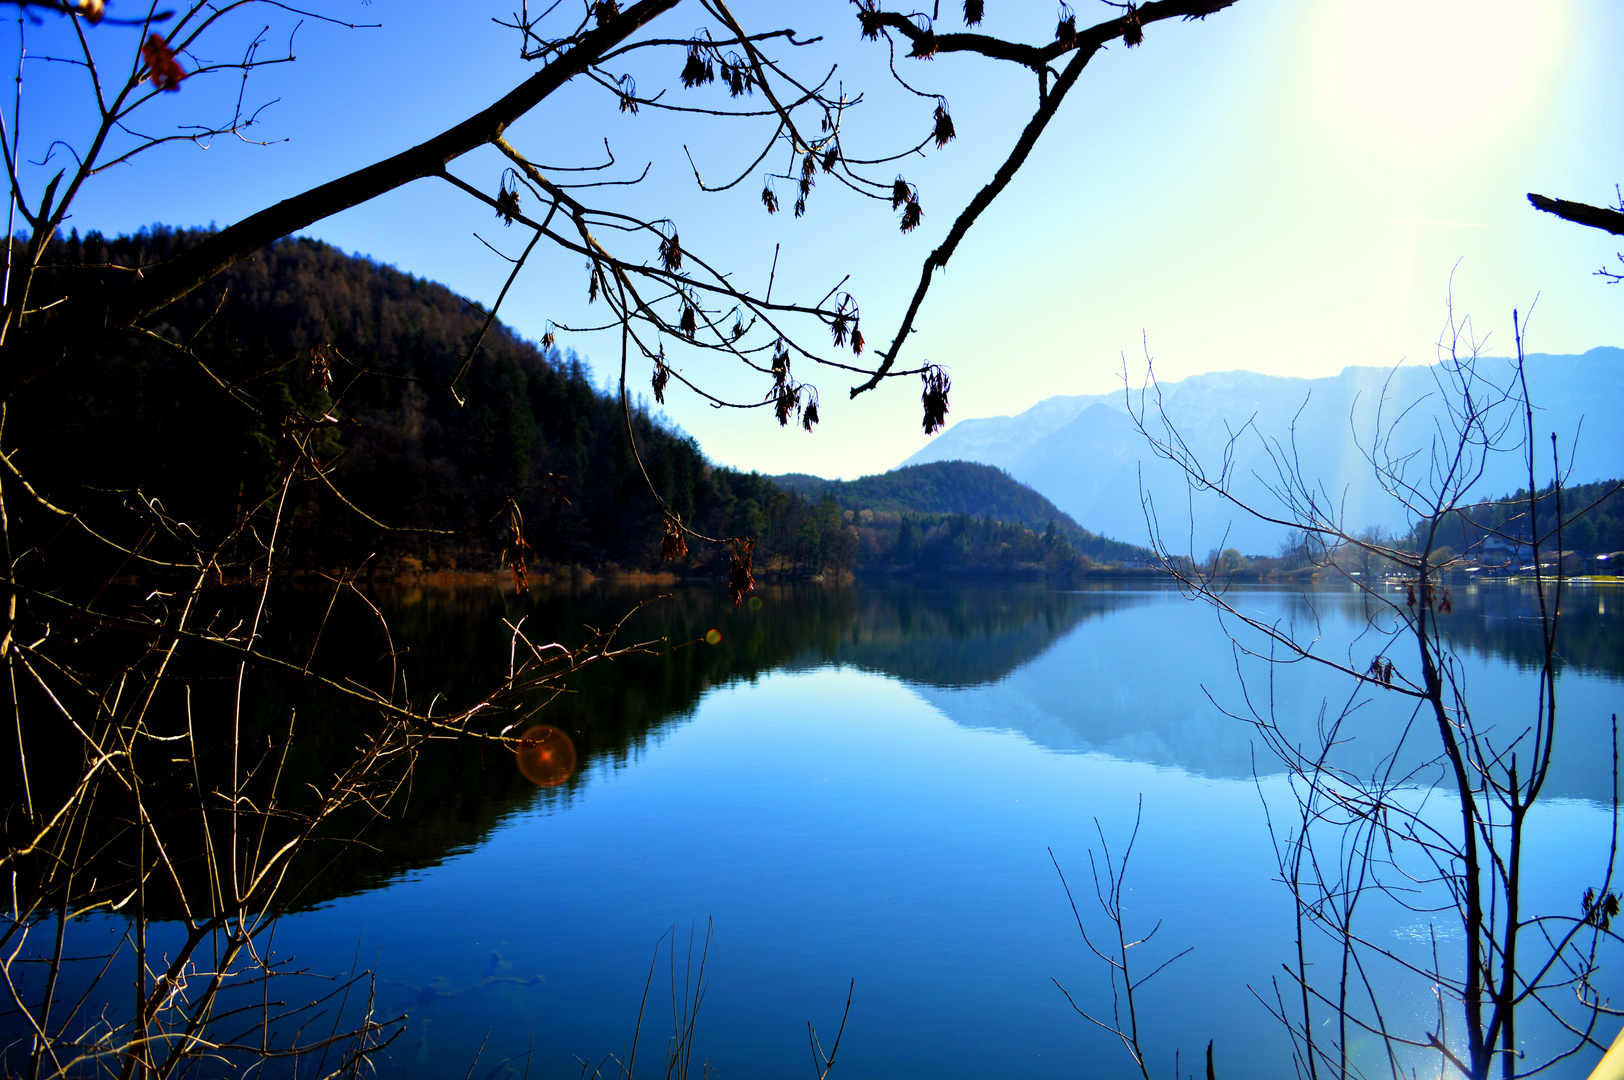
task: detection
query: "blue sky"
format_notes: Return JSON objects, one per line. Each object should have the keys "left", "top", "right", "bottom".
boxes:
{"left": 12, "top": 0, "right": 1624, "bottom": 479}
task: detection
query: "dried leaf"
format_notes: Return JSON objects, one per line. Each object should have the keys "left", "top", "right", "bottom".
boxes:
{"left": 762, "top": 184, "right": 779, "bottom": 214}
{"left": 142, "top": 33, "right": 186, "bottom": 91}
{"left": 851, "top": 328, "right": 864, "bottom": 356}
{"left": 900, "top": 199, "right": 923, "bottom": 233}
{"left": 822, "top": 147, "right": 839, "bottom": 172}
{"left": 921, "top": 364, "right": 951, "bottom": 434}
{"left": 679, "top": 303, "right": 698, "bottom": 338}
{"left": 794, "top": 196, "right": 807, "bottom": 218}
{"left": 891, "top": 178, "right": 911, "bottom": 210}
{"left": 802, "top": 399, "right": 820, "bottom": 432}
{"left": 542, "top": 329, "right": 556, "bottom": 350}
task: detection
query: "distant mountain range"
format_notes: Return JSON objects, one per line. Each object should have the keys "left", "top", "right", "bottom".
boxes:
{"left": 901, "top": 348, "right": 1624, "bottom": 554}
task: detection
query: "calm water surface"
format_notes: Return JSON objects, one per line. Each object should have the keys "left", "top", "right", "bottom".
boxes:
{"left": 55, "top": 582, "right": 1624, "bottom": 1077}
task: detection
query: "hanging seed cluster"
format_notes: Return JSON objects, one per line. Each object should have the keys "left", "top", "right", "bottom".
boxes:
{"left": 1055, "top": 4, "right": 1077, "bottom": 49}
{"left": 857, "top": 1, "right": 884, "bottom": 40}
{"left": 728, "top": 537, "right": 756, "bottom": 607}
{"left": 651, "top": 347, "right": 671, "bottom": 404}
{"left": 593, "top": 0, "right": 618, "bottom": 28}
{"left": 921, "top": 365, "right": 951, "bottom": 435}
{"left": 932, "top": 101, "right": 956, "bottom": 149}
{"left": 660, "top": 515, "right": 689, "bottom": 561}
{"left": 306, "top": 342, "right": 339, "bottom": 394}
{"left": 830, "top": 294, "right": 864, "bottom": 356}
{"left": 658, "top": 229, "right": 683, "bottom": 273}
{"left": 495, "top": 174, "right": 522, "bottom": 226}
{"left": 1366, "top": 656, "right": 1396, "bottom": 687}
{"left": 499, "top": 499, "right": 533, "bottom": 595}
{"left": 963, "top": 0, "right": 984, "bottom": 25}
{"left": 892, "top": 178, "right": 923, "bottom": 233}
{"left": 1123, "top": 4, "right": 1143, "bottom": 46}
{"left": 680, "top": 39, "right": 757, "bottom": 97}
{"left": 765, "top": 342, "right": 821, "bottom": 432}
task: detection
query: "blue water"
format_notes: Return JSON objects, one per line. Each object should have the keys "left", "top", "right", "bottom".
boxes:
{"left": 261, "top": 582, "right": 1624, "bottom": 1079}
{"left": 10, "top": 582, "right": 1620, "bottom": 1079}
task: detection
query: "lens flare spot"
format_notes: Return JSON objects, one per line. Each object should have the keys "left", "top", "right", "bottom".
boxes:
{"left": 747, "top": 596, "right": 763, "bottom": 611}
{"left": 704, "top": 628, "right": 722, "bottom": 645}
{"left": 514, "top": 725, "right": 576, "bottom": 788}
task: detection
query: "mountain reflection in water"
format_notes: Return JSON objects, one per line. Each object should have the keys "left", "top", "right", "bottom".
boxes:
{"left": 276, "top": 580, "right": 1617, "bottom": 910}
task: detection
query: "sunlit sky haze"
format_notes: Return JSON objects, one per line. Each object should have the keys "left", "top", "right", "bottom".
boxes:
{"left": 18, "top": 0, "right": 1624, "bottom": 480}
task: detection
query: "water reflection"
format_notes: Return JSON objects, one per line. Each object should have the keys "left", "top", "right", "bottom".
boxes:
{"left": 242, "top": 580, "right": 1616, "bottom": 908}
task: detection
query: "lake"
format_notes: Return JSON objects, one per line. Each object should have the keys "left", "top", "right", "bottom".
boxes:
{"left": 10, "top": 580, "right": 1622, "bottom": 1078}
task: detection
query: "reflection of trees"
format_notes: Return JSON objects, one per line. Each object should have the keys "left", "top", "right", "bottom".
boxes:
{"left": 1297, "top": 584, "right": 1622, "bottom": 680}
{"left": 213, "top": 583, "right": 1110, "bottom": 908}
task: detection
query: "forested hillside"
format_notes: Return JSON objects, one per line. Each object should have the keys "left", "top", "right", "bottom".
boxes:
{"left": 775, "top": 461, "right": 1150, "bottom": 565}
{"left": 18, "top": 228, "right": 852, "bottom": 579}
{"left": 1414, "top": 478, "right": 1624, "bottom": 559}
{"left": 16, "top": 228, "right": 1147, "bottom": 584}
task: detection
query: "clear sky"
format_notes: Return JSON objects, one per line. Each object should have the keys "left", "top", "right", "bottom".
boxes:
{"left": 13, "top": 0, "right": 1624, "bottom": 479}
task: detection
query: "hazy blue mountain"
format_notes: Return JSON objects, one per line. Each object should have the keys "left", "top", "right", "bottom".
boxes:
{"left": 902, "top": 349, "right": 1624, "bottom": 553}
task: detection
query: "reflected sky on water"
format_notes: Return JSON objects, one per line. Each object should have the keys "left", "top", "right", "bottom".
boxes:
{"left": 24, "top": 581, "right": 1619, "bottom": 1079}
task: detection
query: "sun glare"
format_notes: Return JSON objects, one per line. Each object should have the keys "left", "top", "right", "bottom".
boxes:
{"left": 1320, "top": 0, "right": 1567, "bottom": 149}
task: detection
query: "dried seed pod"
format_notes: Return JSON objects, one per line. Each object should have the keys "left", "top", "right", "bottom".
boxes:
{"left": 593, "top": 0, "right": 618, "bottom": 26}
{"left": 921, "top": 364, "right": 951, "bottom": 434}
{"left": 542, "top": 329, "right": 556, "bottom": 350}
{"left": 802, "top": 399, "right": 820, "bottom": 432}
{"left": 728, "top": 537, "right": 756, "bottom": 607}
{"left": 1440, "top": 589, "right": 1453, "bottom": 614}
{"left": 900, "top": 198, "right": 923, "bottom": 233}
{"left": 731, "top": 319, "right": 746, "bottom": 341}
{"left": 891, "top": 177, "right": 911, "bottom": 210}
{"left": 963, "top": 0, "right": 983, "bottom": 25}
{"left": 658, "top": 229, "right": 683, "bottom": 273}
{"left": 762, "top": 184, "right": 779, "bottom": 214}
{"left": 932, "top": 101, "right": 956, "bottom": 149}
{"left": 660, "top": 515, "right": 689, "bottom": 561}
{"left": 679, "top": 303, "right": 698, "bottom": 338}
{"left": 794, "top": 197, "right": 807, "bottom": 218}
{"left": 1122, "top": 3, "right": 1143, "bottom": 46}
{"left": 681, "top": 43, "right": 714, "bottom": 88}
{"left": 851, "top": 328, "right": 864, "bottom": 355}
{"left": 822, "top": 147, "right": 839, "bottom": 172}
{"left": 587, "top": 263, "right": 601, "bottom": 303}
